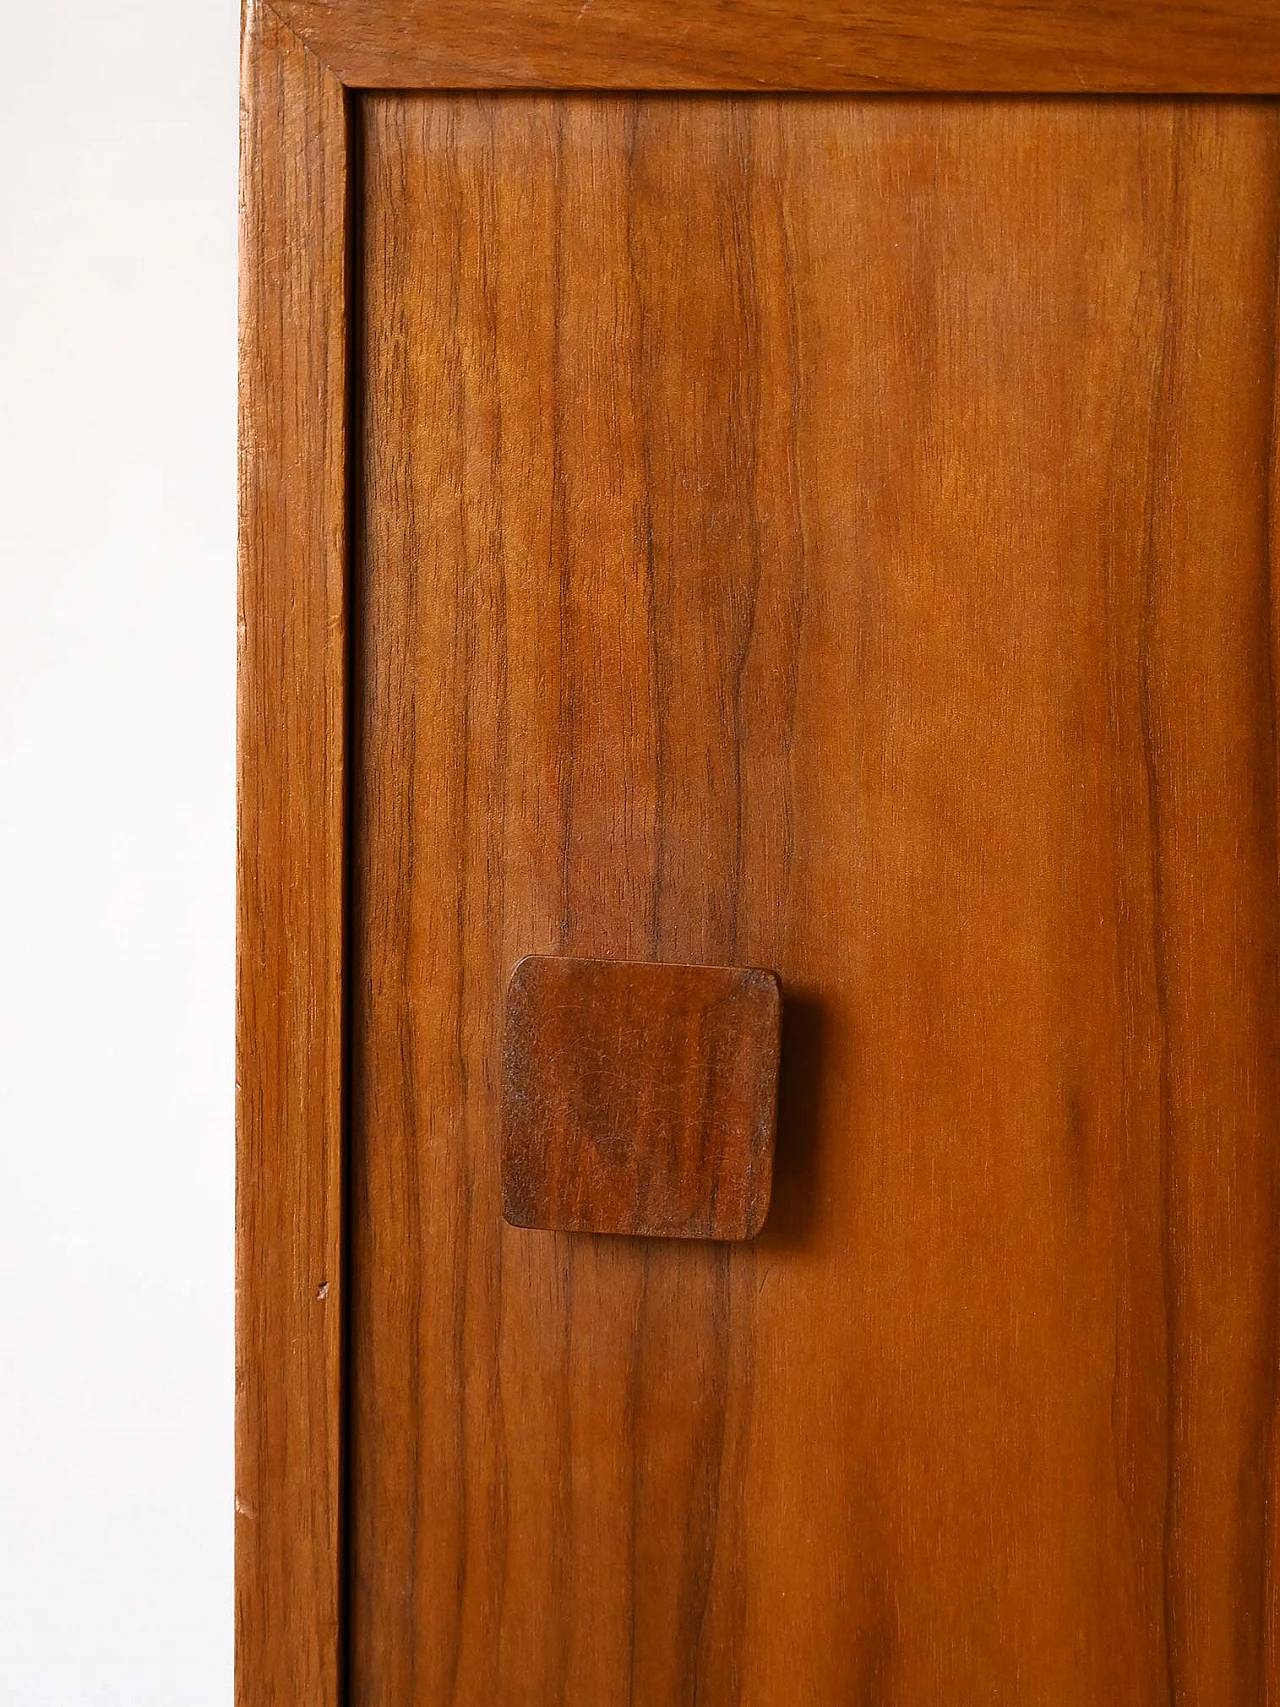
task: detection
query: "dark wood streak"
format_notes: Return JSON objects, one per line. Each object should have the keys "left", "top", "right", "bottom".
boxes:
{"left": 1135, "top": 110, "right": 1182, "bottom": 1706}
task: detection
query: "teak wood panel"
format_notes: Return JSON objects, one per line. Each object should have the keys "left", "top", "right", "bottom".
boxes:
{"left": 347, "top": 94, "right": 1280, "bottom": 1704}
{"left": 268, "top": 0, "right": 1280, "bottom": 92}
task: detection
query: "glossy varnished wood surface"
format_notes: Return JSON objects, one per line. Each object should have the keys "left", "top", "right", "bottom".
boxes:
{"left": 268, "top": 0, "right": 1280, "bottom": 92}
{"left": 501, "top": 956, "right": 781, "bottom": 1240}
{"left": 348, "top": 95, "right": 1280, "bottom": 1703}
{"left": 235, "top": 4, "right": 348, "bottom": 1704}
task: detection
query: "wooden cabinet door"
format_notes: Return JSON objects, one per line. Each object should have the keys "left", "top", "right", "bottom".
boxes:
{"left": 238, "top": 7, "right": 1280, "bottom": 1704}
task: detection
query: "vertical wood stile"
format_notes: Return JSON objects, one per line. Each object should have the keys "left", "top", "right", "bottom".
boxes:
{"left": 237, "top": 4, "right": 349, "bottom": 1702}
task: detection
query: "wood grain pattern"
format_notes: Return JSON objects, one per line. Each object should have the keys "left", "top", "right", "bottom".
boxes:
{"left": 501, "top": 956, "right": 781, "bottom": 1240}
{"left": 348, "top": 93, "right": 1280, "bottom": 1704}
{"left": 268, "top": 0, "right": 1280, "bottom": 91}
{"left": 236, "top": 5, "right": 348, "bottom": 1704}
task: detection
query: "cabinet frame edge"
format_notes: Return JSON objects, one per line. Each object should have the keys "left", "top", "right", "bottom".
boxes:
{"left": 236, "top": 4, "right": 1280, "bottom": 1703}
{"left": 237, "top": 4, "right": 351, "bottom": 1703}
{"left": 266, "top": 0, "right": 1280, "bottom": 92}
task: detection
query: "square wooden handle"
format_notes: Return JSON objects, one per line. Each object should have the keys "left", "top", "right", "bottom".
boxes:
{"left": 500, "top": 956, "right": 782, "bottom": 1241}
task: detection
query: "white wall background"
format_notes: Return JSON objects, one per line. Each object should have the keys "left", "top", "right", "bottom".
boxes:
{"left": 0, "top": 2, "right": 237, "bottom": 1700}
